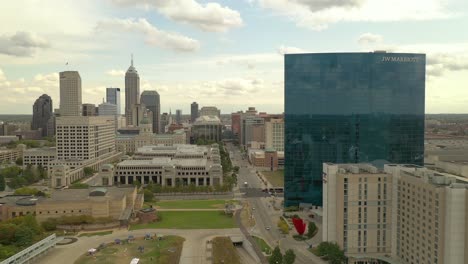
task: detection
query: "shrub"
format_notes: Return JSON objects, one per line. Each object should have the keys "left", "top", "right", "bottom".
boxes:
{"left": 278, "top": 218, "right": 290, "bottom": 234}
{"left": 13, "top": 187, "right": 40, "bottom": 195}
{"left": 284, "top": 206, "right": 299, "bottom": 212}
{"left": 307, "top": 222, "right": 317, "bottom": 239}
{"left": 42, "top": 218, "right": 58, "bottom": 231}
{"left": 69, "top": 183, "right": 89, "bottom": 189}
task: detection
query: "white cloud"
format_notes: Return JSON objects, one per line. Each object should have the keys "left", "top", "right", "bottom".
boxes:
{"left": 110, "top": 0, "right": 243, "bottom": 32}
{"left": 357, "top": 33, "right": 383, "bottom": 45}
{"left": 292, "top": 0, "right": 364, "bottom": 11}
{"left": 277, "top": 45, "right": 307, "bottom": 55}
{"left": 95, "top": 18, "right": 200, "bottom": 52}
{"left": 255, "top": 0, "right": 450, "bottom": 30}
{"left": 0, "top": 32, "right": 50, "bottom": 57}
{"left": 356, "top": 35, "right": 468, "bottom": 78}
{"left": 0, "top": 69, "right": 59, "bottom": 113}
{"left": 106, "top": 70, "right": 126, "bottom": 77}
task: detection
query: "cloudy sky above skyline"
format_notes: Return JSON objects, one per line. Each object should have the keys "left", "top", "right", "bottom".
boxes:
{"left": 1, "top": 0, "right": 468, "bottom": 114}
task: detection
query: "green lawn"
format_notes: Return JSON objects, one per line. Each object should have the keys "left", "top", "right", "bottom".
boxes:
{"left": 78, "top": 231, "right": 113, "bottom": 237}
{"left": 252, "top": 236, "right": 272, "bottom": 255}
{"left": 130, "top": 211, "right": 237, "bottom": 230}
{"left": 74, "top": 235, "right": 184, "bottom": 264}
{"left": 261, "top": 170, "right": 284, "bottom": 187}
{"left": 153, "top": 199, "right": 229, "bottom": 209}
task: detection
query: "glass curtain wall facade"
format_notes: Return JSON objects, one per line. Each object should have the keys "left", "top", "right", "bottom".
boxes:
{"left": 285, "top": 52, "right": 425, "bottom": 206}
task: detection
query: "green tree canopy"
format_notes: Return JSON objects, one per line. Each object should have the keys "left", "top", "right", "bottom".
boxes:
{"left": 283, "top": 249, "right": 296, "bottom": 264}
{"left": 269, "top": 246, "right": 283, "bottom": 264}
{"left": 316, "top": 242, "right": 346, "bottom": 264}
{"left": 0, "top": 175, "right": 5, "bottom": 191}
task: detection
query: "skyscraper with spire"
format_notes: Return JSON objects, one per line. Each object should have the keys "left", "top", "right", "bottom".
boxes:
{"left": 125, "top": 54, "right": 140, "bottom": 126}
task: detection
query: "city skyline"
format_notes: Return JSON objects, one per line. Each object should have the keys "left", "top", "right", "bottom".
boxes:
{"left": 1, "top": 0, "right": 468, "bottom": 115}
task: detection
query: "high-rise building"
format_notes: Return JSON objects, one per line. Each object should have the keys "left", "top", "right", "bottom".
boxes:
{"left": 125, "top": 55, "right": 140, "bottom": 126}
{"left": 265, "top": 118, "right": 284, "bottom": 151}
{"left": 59, "top": 71, "right": 82, "bottom": 116}
{"left": 32, "top": 94, "right": 53, "bottom": 137}
{"left": 285, "top": 52, "right": 426, "bottom": 206}
{"left": 131, "top": 103, "right": 150, "bottom": 128}
{"left": 98, "top": 102, "right": 117, "bottom": 116}
{"left": 160, "top": 113, "right": 170, "bottom": 133}
{"left": 55, "top": 116, "right": 116, "bottom": 161}
{"left": 99, "top": 102, "right": 118, "bottom": 131}
{"left": 140, "top": 90, "right": 160, "bottom": 133}
{"left": 82, "top": 104, "right": 97, "bottom": 116}
{"left": 231, "top": 112, "right": 242, "bottom": 139}
{"left": 191, "top": 102, "right": 199, "bottom": 123}
{"left": 106, "top": 88, "right": 121, "bottom": 115}
{"left": 323, "top": 163, "right": 468, "bottom": 264}
{"left": 176, "top": 109, "right": 182, "bottom": 124}
{"left": 241, "top": 116, "right": 264, "bottom": 146}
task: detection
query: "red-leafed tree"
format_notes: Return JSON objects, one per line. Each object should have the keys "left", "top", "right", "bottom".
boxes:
{"left": 292, "top": 217, "right": 306, "bottom": 235}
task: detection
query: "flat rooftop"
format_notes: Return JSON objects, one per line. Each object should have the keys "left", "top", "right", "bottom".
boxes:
{"left": 42, "top": 186, "right": 135, "bottom": 202}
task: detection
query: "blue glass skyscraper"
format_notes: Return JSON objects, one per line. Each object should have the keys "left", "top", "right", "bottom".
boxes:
{"left": 284, "top": 52, "right": 425, "bottom": 206}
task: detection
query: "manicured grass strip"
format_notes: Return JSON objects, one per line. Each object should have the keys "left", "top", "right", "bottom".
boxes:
{"left": 130, "top": 211, "right": 237, "bottom": 230}
{"left": 212, "top": 237, "right": 241, "bottom": 264}
{"left": 154, "top": 199, "right": 228, "bottom": 209}
{"left": 252, "top": 236, "right": 272, "bottom": 255}
{"left": 262, "top": 170, "right": 284, "bottom": 187}
{"left": 78, "top": 231, "right": 113, "bottom": 237}
{"left": 74, "top": 235, "right": 184, "bottom": 264}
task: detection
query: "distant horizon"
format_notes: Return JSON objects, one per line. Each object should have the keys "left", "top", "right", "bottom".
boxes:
{"left": 1, "top": 1, "right": 468, "bottom": 113}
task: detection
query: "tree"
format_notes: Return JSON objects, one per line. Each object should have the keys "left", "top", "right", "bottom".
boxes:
{"left": 15, "top": 157, "right": 23, "bottom": 166}
{"left": 307, "top": 222, "right": 317, "bottom": 238}
{"left": 83, "top": 167, "right": 95, "bottom": 176}
{"left": 14, "top": 187, "right": 40, "bottom": 195}
{"left": 316, "top": 242, "right": 346, "bottom": 264}
{"left": 143, "top": 189, "right": 154, "bottom": 202}
{"left": 0, "top": 223, "right": 17, "bottom": 244}
{"left": 134, "top": 180, "right": 142, "bottom": 188}
{"left": 0, "top": 175, "right": 5, "bottom": 191}
{"left": 14, "top": 225, "right": 34, "bottom": 247}
{"left": 283, "top": 249, "right": 296, "bottom": 264}
{"left": 269, "top": 246, "right": 283, "bottom": 264}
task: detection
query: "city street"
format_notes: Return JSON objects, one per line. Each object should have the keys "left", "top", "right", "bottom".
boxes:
{"left": 226, "top": 142, "right": 323, "bottom": 264}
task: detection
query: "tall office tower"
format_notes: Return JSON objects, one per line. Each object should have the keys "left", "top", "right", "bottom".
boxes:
{"left": 99, "top": 102, "right": 118, "bottom": 131}
{"left": 98, "top": 102, "right": 117, "bottom": 116}
{"left": 32, "top": 94, "right": 53, "bottom": 137}
{"left": 265, "top": 118, "right": 284, "bottom": 151}
{"left": 231, "top": 112, "right": 242, "bottom": 139}
{"left": 241, "top": 115, "right": 264, "bottom": 146}
{"left": 125, "top": 55, "right": 140, "bottom": 126}
{"left": 131, "top": 103, "right": 148, "bottom": 128}
{"left": 160, "top": 113, "right": 169, "bottom": 133}
{"left": 82, "top": 104, "right": 97, "bottom": 116}
{"left": 106, "top": 88, "right": 121, "bottom": 115}
{"left": 285, "top": 52, "right": 426, "bottom": 206}
{"left": 175, "top": 109, "right": 182, "bottom": 124}
{"left": 56, "top": 116, "right": 116, "bottom": 160}
{"left": 191, "top": 102, "right": 199, "bottom": 123}
{"left": 140, "top": 90, "right": 160, "bottom": 133}
{"left": 59, "top": 71, "right": 82, "bottom": 116}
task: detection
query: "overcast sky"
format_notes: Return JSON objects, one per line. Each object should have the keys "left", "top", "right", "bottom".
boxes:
{"left": 1, "top": 0, "right": 468, "bottom": 115}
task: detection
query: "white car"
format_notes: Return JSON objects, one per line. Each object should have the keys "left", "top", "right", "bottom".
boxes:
{"left": 265, "top": 226, "right": 271, "bottom": 230}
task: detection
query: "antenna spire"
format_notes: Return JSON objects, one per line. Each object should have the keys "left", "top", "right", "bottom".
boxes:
{"left": 131, "top": 53, "right": 134, "bottom": 67}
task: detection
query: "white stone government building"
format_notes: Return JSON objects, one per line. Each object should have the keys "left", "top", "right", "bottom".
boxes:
{"left": 112, "top": 144, "right": 223, "bottom": 186}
